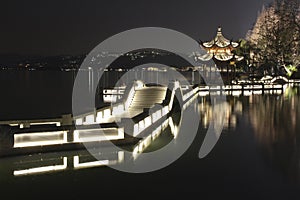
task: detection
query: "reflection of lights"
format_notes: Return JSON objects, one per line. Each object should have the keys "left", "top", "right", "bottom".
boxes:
{"left": 168, "top": 118, "right": 179, "bottom": 139}
{"left": 199, "top": 98, "right": 239, "bottom": 130}
{"left": 73, "top": 156, "right": 109, "bottom": 169}
{"left": 104, "top": 95, "right": 118, "bottom": 103}
{"left": 13, "top": 157, "right": 67, "bottom": 176}
{"left": 274, "top": 90, "right": 283, "bottom": 95}
{"left": 118, "top": 151, "right": 125, "bottom": 163}
{"left": 13, "top": 151, "right": 125, "bottom": 176}
{"left": 133, "top": 118, "right": 170, "bottom": 160}
{"left": 138, "top": 135, "right": 152, "bottom": 153}
{"left": 183, "top": 92, "right": 198, "bottom": 110}
{"left": 231, "top": 114, "right": 237, "bottom": 127}
{"left": 283, "top": 84, "right": 288, "bottom": 92}
{"left": 203, "top": 114, "right": 208, "bottom": 128}
{"left": 234, "top": 102, "right": 243, "bottom": 114}
{"left": 152, "top": 126, "right": 162, "bottom": 140}
{"left": 232, "top": 91, "right": 242, "bottom": 96}
{"left": 243, "top": 91, "right": 252, "bottom": 96}
{"left": 199, "top": 91, "right": 209, "bottom": 96}
{"left": 14, "top": 131, "right": 68, "bottom": 148}
{"left": 253, "top": 90, "right": 263, "bottom": 95}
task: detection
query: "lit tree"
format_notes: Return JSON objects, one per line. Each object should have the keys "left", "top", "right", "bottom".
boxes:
{"left": 247, "top": 0, "right": 300, "bottom": 76}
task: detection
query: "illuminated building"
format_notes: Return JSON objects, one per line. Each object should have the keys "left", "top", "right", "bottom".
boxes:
{"left": 200, "top": 27, "right": 244, "bottom": 82}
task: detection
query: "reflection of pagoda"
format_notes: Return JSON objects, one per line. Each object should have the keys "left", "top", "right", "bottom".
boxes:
{"left": 200, "top": 27, "right": 244, "bottom": 82}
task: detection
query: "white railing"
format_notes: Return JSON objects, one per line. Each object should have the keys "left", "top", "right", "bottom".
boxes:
{"left": 74, "top": 80, "right": 144, "bottom": 125}
{"left": 132, "top": 81, "right": 199, "bottom": 137}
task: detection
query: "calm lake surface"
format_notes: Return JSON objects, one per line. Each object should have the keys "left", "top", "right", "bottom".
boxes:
{"left": 0, "top": 69, "right": 197, "bottom": 119}
{"left": 0, "top": 70, "right": 300, "bottom": 199}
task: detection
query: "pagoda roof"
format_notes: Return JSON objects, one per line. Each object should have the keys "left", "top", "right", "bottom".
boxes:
{"left": 196, "top": 52, "right": 244, "bottom": 62}
{"left": 202, "top": 27, "right": 239, "bottom": 48}
{"left": 214, "top": 54, "right": 244, "bottom": 62}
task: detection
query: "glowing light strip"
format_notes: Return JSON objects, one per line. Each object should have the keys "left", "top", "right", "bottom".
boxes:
{"left": 73, "top": 156, "right": 109, "bottom": 169}
{"left": 199, "top": 91, "right": 209, "bottom": 96}
{"left": 232, "top": 91, "right": 242, "bottom": 96}
{"left": 29, "top": 122, "right": 61, "bottom": 126}
{"left": 83, "top": 114, "right": 95, "bottom": 125}
{"left": 112, "top": 104, "right": 125, "bottom": 116}
{"left": 13, "top": 157, "right": 67, "bottom": 176}
{"left": 133, "top": 118, "right": 170, "bottom": 160}
{"left": 76, "top": 118, "right": 83, "bottom": 125}
{"left": 19, "top": 122, "right": 61, "bottom": 129}
{"left": 168, "top": 117, "right": 176, "bottom": 136}
{"left": 14, "top": 131, "right": 68, "bottom": 148}
{"left": 243, "top": 91, "right": 252, "bottom": 96}
{"left": 132, "top": 82, "right": 183, "bottom": 138}
{"left": 253, "top": 90, "right": 263, "bottom": 95}
{"left": 73, "top": 128, "right": 124, "bottom": 143}
{"left": 183, "top": 92, "right": 198, "bottom": 110}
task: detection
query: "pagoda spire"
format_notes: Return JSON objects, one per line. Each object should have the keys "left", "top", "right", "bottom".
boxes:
{"left": 200, "top": 27, "right": 243, "bottom": 62}
{"left": 217, "top": 26, "right": 222, "bottom": 33}
{"left": 217, "top": 26, "right": 223, "bottom": 36}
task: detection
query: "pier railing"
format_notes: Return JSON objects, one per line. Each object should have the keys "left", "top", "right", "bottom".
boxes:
{"left": 1, "top": 80, "right": 298, "bottom": 157}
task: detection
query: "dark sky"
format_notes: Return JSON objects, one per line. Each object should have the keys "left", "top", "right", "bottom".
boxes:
{"left": 0, "top": 0, "right": 273, "bottom": 56}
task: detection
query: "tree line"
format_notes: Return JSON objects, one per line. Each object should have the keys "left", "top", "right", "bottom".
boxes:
{"left": 243, "top": 0, "right": 300, "bottom": 77}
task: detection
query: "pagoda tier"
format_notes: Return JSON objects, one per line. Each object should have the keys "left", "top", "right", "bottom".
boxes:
{"left": 202, "top": 27, "right": 239, "bottom": 49}
{"left": 199, "top": 27, "right": 243, "bottom": 62}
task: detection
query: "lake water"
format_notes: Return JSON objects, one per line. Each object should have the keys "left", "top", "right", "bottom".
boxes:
{"left": 0, "top": 70, "right": 300, "bottom": 199}
{"left": 0, "top": 69, "right": 197, "bottom": 119}
{"left": 0, "top": 70, "right": 75, "bottom": 120}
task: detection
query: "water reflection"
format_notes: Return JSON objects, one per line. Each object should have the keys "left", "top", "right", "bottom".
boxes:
{"left": 12, "top": 148, "right": 124, "bottom": 177}
{"left": 197, "top": 88, "right": 300, "bottom": 183}
{"left": 198, "top": 96, "right": 242, "bottom": 131}
{"left": 2, "top": 87, "right": 300, "bottom": 184}
{"left": 249, "top": 87, "right": 300, "bottom": 183}
{"left": 0, "top": 102, "right": 188, "bottom": 178}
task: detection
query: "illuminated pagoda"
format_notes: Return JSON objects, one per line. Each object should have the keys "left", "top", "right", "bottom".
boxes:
{"left": 199, "top": 27, "right": 244, "bottom": 81}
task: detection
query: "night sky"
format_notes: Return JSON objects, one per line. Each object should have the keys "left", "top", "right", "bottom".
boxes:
{"left": 0, "top": 0, "right": 273, "bottom": 56}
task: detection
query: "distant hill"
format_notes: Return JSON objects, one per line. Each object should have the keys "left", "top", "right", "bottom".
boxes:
{"left": 0, "top": 49, "right": 193, "bottom": 70}
{"left": 0, "top": 54, "right": 86, "bottom": 70}
{"left": 109, "top": 49, "right": 191, "bottom": 70}
{"left": 0, "top": 54, "right": 43, "bottom": 65}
